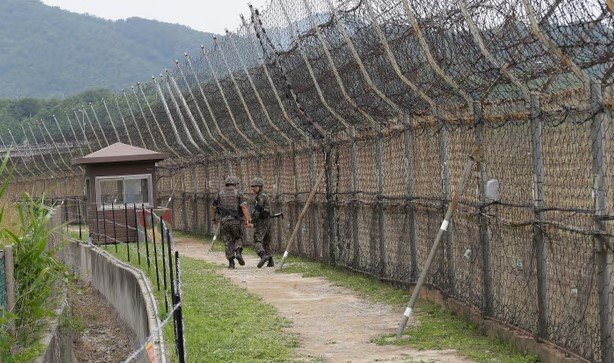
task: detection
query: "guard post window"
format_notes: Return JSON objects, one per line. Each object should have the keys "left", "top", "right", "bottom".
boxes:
{"left": 96, "top": 174, "right": 152, "bottom": 209}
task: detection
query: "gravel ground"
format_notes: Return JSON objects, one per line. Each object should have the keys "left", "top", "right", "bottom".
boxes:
{"left": 69, "top": 279, "right": 137, "bottom": 363}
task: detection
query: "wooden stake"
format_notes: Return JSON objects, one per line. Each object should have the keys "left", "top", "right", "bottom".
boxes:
{"left": 278, "top": 168, "right": 326, "bottom": 269}
{"left": 397, "top": 149, "right": 481, "bottom": 338}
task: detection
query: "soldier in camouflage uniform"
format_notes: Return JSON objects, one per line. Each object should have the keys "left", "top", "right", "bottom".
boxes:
{"left": 251, "top": 177, "right": 274, "bottom": 268}
{"left": 212, "top": 176, "right": 253, "bottom": 269}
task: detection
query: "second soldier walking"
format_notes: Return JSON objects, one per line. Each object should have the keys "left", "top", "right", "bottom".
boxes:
{"left": 251, "top": 177, "right": 274, "bottom": 268}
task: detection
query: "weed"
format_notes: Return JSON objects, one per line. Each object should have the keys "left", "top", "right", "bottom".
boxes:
{"left": 0, "top": 193, "right": 64, "bottom": 362}
{"left": 1, "top": 154, "right": 62, "bottom": 361}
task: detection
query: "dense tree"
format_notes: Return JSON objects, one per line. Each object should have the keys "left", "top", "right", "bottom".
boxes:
{"left": 8, "top": 99, "right": 43, "bottom": 120}
{"left": 0, "top": 0, "right": 217, "bottom": 99}
{"left": 0, "top": 89, "right": 115, "bottom": 143}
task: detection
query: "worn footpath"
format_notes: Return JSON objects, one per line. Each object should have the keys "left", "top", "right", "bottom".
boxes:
{"left": 176, "top": 237, "right": 473, "bottom": 363}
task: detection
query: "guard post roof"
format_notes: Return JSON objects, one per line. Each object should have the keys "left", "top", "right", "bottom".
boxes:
{"left": 73, "top": 142, "right": 168, "bottom": 165}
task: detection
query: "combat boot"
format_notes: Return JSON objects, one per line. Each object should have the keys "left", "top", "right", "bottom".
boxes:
{"left": 227, "top": 257, "right": 235, "bottom": 269}
{"left": 257, "top": 251, "right": 270, "bottom": 268}
{"left": 266, "top": 256, "right": 274, "bottom": 267}
{"left": 235, "top": 248, "right": 245, "bottom": 266}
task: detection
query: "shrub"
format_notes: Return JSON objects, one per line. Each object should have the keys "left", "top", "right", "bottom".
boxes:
{"left": 0, "top": 152, "right": 64, "bottom": 362}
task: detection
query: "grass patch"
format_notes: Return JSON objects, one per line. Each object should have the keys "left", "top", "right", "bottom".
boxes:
{"left": 104, "top": 239, "right": 296, "bottom": 362}
{"left": 61, "top": 278, "right": 86, "bottom": 335}
{"left": 180, "top": 258, "right": 297, "bottom": 361}
{"left": 278, "top": 257, "right": 539, "bottom": 363}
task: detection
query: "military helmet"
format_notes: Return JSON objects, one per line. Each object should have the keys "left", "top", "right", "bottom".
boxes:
{"left": 251, "top": 177, "right": 264, "bottom": 187}
{"left": 225, "top": 175, "right": 240, "bottom": 185}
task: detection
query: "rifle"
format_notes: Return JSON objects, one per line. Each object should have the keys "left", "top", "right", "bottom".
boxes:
{"left": 209, "top": 222, "right": 221, "bottom": 251}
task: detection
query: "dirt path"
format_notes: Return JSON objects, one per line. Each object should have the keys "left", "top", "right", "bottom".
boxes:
{"left": 176, "top": 237, "right": 472, "bottom": 363}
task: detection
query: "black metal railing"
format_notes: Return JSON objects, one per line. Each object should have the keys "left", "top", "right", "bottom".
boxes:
{"left": 48, "top": 197, "right": 186, "bottom": 363}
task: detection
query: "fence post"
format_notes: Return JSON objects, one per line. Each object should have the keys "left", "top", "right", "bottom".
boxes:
{"left": 111, "top": 202, "right": 118, "bottom": 252}
{"left": 173, "top": 251, "right": 186, "bottom": 363}
{"left": 205, "top": 159, "right": 211, "bottom": 236}
{"left": 64, "top": 198, "right": 69, "bottom": 231}
{"left": 324, "top": 139, "right": 337, "bottom": 265}
{"left": 160, "top": 221, "right": 168, "bottom": 312}
{"left": 193, "top": 164, "right": 199, "bottom": 234}
{"left": 216, "top": 159, "right": 222, "bottom": 191}
{"left": 257, "top": 155, "right": 263, "bottom": 178}
{"left": 150, "top": 208, "right": 161, "bottom": 290}
{"left": 530, "top": 92, "right": 549, "bottom": 341}
{"left": 170, "top": 194, "right": 175, "bottom": 235}
{"left": 181, "top": 168, "right": 188, "bottom": 231}
{"left": 124, "top": 203, "right": 130, "bottom": 261}
{"left": 474, "top": 101, "right": 493, "bottom": 316}
{"left": 351, "top": 129, "right": 360, "bottom": 266}
{"left": 375, "top": 131, "right": 386, "bottom": 276}
{"left": 226, "top": 151, "right": 233, "bottom": 176}
{"left": 238, "top": 151, "right": 245, "bottom": 184}
{"left": 181, "top": 191, "right": 188, "bottom": 232}
{"left": 439, "top": 121, "right": 455, "bottom": 292}
{"left": 141, "top": 204, "right": 149, "bottom": 269}
{"left": 275, "top": 152, "right": 283, "bottom": 251}
{"left": 403, "top": 121, "right": 418, "bottom": 281}
{"left": 292, "top": 144, "right": 303, "bottom": 255}
{"left": 164, "top": 227, "right": 178, "bottom": 351}
{"left": 96, "top": 202, "right": 101, "bottom": 244}
{"left": 168, "top": 172, "right": 176, "bottom": 229}
{"left": 77, "top": 198, "right": 82, "bottom": 241}
{"left": 590, "top": 81, "right": 613, "bottom": 363}
{"left": 132, "top": 203, "right": 141, "bottom": 265}
{"left": 309, "top": 146, "right": 320, "bottom": 259}
{"left": 4, "top": 246, "right": 15, "bottom": 336}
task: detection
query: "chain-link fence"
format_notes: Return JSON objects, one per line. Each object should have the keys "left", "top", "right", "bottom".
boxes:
{"left": 2, "top": 0, "right": 612, "bottom": 360}
{"left": 50, "top": 198, "right": 187, "bottom": 362}
{"left": 152, "top": 111, "right": 612, "bottom": 361}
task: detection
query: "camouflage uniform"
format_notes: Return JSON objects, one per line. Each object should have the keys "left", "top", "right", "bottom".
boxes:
{"left": 253, "top": 191, "right": 272, "bottom": 257}
{"left": 251, "top": 177, "right": 274, "bottom": 268}
{"left": 213, "top": 178, "right": 248, "bottom": 267}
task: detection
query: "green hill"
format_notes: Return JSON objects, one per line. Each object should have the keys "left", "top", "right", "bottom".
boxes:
{"left": 0, "top": 0, "right": 216, "bottom": 99}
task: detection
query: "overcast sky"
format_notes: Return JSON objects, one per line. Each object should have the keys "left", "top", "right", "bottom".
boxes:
{"left": 40, "top": 0, "right": 272, "bottom": 34}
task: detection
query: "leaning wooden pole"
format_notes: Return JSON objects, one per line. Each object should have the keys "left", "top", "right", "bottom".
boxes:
{"left": 278, "top": 168, "right": 326, "bottom": 269}
{"left": 396, "top": 148, "right": 481, "bottom": 338}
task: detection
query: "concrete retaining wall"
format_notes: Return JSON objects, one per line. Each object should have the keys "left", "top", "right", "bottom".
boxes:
{"left": 35, "top": 297, "right": 75, "bottom": 363}
{"left": 39, "top": 209, "right": 164, "bottom": 362}
{"left": 61, "top": 240, "right": 164, "bottom": 363}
